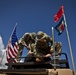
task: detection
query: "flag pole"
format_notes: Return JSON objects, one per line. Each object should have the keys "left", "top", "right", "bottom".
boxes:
{"left": 9, "top": 22, "right": 18, "bottom": 38}
{"left": 6, "top": 22, "right": 18, "bottom": 48}
{"left": 0, "top": 23, "right": 18, "bottom": 64}
{"left": 52, "top": 27, "right": 56, "bottom": 70}
{"left": 63, "top": 14, "right": 76, "bottom": 75}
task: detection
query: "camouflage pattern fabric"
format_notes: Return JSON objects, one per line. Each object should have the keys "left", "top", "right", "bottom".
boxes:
{"left": 17, "top": 32, "right": 36, "bottom": 61}
{"left": 55, "top": 42, "right": 62, "bottom": 54}
{"left": 31, "top": 31, "right": 53, "bottom": 61}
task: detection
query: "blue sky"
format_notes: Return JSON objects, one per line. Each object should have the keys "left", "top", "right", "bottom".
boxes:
{"left": 0, "top": 0, "right": 76, "bottom": 70}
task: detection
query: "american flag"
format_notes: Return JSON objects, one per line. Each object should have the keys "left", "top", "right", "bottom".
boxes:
{"left": 6, "top": 26, "right": 18, "bottom": 63}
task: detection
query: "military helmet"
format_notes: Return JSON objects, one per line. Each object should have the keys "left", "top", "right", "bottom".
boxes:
{"left": 37, "top": 31, "right": 44, "bottom": 39}
{"left": 30, "top": 32, "right": 36, "bottom": 39}
{"left": 23, "top": 32, "right": 31, "bottom": 40}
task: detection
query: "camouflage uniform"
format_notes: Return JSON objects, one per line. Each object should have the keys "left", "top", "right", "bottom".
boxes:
{"left": 31, "top": 31, "right": 53, "bottom": 62}
{"left": 54, "top": 42, "right": 62, "bottom": 60}
{"left": 55, "top": 42, "right": 62, "bottom": 54}
{"left": 17, "top": 32, "right": 36, "bottom": 61}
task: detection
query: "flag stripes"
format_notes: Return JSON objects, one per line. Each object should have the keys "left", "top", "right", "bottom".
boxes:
{"left": 55, "top": 16, "right": 65, "bottom": 35}
{"left": 6, "top": 26, "right": 18, "bottom": 63}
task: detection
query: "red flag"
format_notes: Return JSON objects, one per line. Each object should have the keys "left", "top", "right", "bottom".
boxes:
{"left": 54, "top": 6, "right": 64, "bottom": 22}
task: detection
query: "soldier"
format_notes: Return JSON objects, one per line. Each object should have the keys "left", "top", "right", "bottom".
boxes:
{"left": 54, "top": 42, "right": 62, "bottom": 60}
{"left": 31, "top": 31, "right": 53, "bottom": 62}
{"left": 17, "top": 32, "right": 36, "bottom": 61}
{"left": 55, "top": 42, "right": 62, "bottom": 54}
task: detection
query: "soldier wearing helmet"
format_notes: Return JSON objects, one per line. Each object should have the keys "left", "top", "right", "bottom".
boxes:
{"left": 31, "top": 31, "right": 53, "bottom": 62}
{"left": 17, "top": 32, "right": 36, "bottom": 61}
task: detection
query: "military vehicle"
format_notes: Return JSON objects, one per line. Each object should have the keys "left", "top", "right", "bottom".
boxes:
{"left": 0, "top": 30, "right": 75, "bottom": 75}
{"left": 0, "top": 52, "right": 75, "bottom": 75}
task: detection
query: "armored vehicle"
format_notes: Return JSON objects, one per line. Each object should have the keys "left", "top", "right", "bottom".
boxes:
{"left": 0, "top": 52, "right": 75, "bottom": 75}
